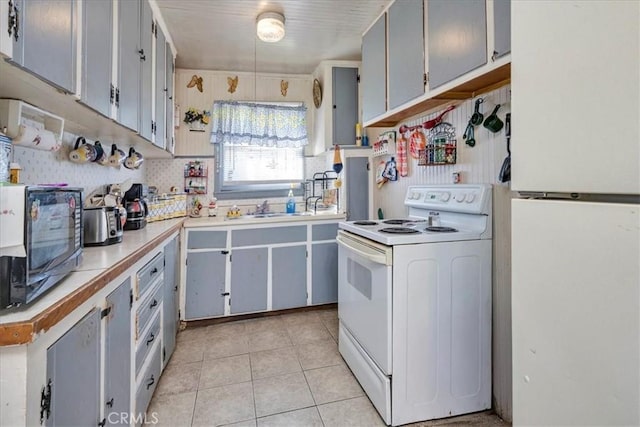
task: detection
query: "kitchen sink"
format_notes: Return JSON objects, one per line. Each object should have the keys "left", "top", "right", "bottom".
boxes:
{"left": 241, "top": 212, "right": 312, "bottom": 219}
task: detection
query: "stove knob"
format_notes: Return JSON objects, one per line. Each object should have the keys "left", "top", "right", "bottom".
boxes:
{"left": 413, "top": 192, "right": 421, "bottom": 200}
{"left": 454, "top": 193, "right": 466, "bottom": 203}
{"left": 439, "top": 192, "right": 451, "bottom": 202}
{"left": 465, "top": 193, "right": 476, "bottom": 203}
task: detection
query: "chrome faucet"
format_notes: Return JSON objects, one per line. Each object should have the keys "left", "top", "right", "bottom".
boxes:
{"left": 255, "top": 200, "right": 270, "bottom": 214}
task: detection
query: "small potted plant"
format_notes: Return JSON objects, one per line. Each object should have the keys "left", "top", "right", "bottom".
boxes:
{"left": 183, "top": 108, "right": 211, "bottom": 131}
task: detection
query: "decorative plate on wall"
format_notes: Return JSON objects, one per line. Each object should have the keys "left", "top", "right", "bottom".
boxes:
{"left": 313, "top": 79, "right": 322, "bottom": 108}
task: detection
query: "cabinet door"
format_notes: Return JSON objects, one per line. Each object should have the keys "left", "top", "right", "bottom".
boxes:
{"left": 154, "top": 23, "right": 167, "bottom": 149}
{"left": 104, "top": 279, "right": 131, "bottom": 426}
{"left": 493, "top": 0, "right": 511, "bottom": 59}
{"left": 388, "top": 0, "right": 425, "bottom": 109}
{"left": 332, "top": 67, "right": 359, "bottom": 145}
{"left": 311, "top": 242, "right": 338, "bottom": 304}
{"left": 13, "top": 0, "right": 77, "bottom": 93}
{"left": 272, "top": 245, "right": 307, "bottom": 310}
{"left": 117, "top": 0, "right": 141, "bottom": 132}
{"left": 165, "top": 43, "right": 175, "bottom": 153}
{"left": 80, "top": 0, "right": 112, "bottom": 117}
{"left": 185, "top": 251, "right": 227, "bottom": 319}
{"left": 361, "top": 13, "right": 386, "bottom": 123}
{"left": 46, "top": 309, "right": 100, "bottom": 427}
{"left": 138, "top": 0, "right": 153, "bottom": 140}
{"left": 346, "top": 157, "right": 369, "bottom": 221}
{"left": 230, "top": 247, "right": 268, "bottom": 314}
{"left": 427, "top": 0, "right": 487, "bottom": 89}
{"left": 163, "top": 236, "right": 179, "bottom": 365}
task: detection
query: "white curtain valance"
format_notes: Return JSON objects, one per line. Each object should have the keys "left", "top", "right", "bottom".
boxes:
{"left": 210, "top": 100, "right": 308, "bottom": 148}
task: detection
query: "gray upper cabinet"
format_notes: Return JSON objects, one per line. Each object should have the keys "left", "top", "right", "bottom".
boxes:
{"left": 12, "top": 0, "right": 77, "bottom": 94}
{"left": 361, "top": 13, "right": 386, "bottom": 123}
{"left": 332, "top": 67, "right": 359, "bottom": 145}
{"left": 80, "top": 0, "right": 112, "bottom": 117}
{"left": 154, "top": 23, "right": 167, "bottom": 149}
{"left": 230, "top": 247, "right": 268, "bottom": 314}
{"left": 388, "top": 0, "right": 425, "bottom": 109}
{"left": 139, "top": 0, "right": 153, "bottom": 140}
{"left": 104, "top": 279, "right": 131, "bottom": 426}
{"left": 493, "top": 0, "right": 511, "bottom": 59}
{"left": 165, "top": 42, "right": 175, "bottom": 153}
{"left": 163, "top": 236, "right": 179, "bottom": 365}
{"left": 117, "top": 0, "right": 141, "bottom": 132}
{"left": 185, "top": 251, "right": 227, "bottom": 319}
{"left": 46, "top": 309, "right": 101, "bottom": 427}
{"left": 427, "top": 0, "right": 487, "bottom": 89}
{"left": 272, "top": 245, "right": 307, "bottom": 310}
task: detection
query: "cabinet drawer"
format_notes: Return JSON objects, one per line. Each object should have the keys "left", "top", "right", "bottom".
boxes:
{"left": 187, "top": 230, "right": 228, "bottom": 249}
{"left": 312, "top": 223, "right": 339, "bottom": 241}
{"left": 137, "top": 252, "right": 164, "bottom": 299}
{"left": 136, "top": 283, "right": 163, "bottom": 340}
{"left": 232, "top": 226, "right": 306, "bottom": 246}
{"left": 135, "top": 343, "right": 162, "bottom": 421}
{"left": 135, "top": 313, "right": 161, "bottom": 375}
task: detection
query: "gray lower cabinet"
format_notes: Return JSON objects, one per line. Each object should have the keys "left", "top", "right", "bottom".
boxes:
{"left": 104, "top": 279, "right": 131, "bottom": 426}
{"left": 45, "top": 309, "right": 101, "bottom": 426}
{"left": 361, "top": 13, "right": 386, "bottom": 122}
{"left": 117, "top": 0, "right": 141, "bottom": 132}
{"left": 163, "top": 236, "right": 179, "bottom": 365}
{"left": 154, "top": 23, "right": 167, "bottom": 149}
{"left": 427, "top": 0, "right": 487, "bottom": 89}
{"left": 80, "top": 0, "right": 112, "bottom": 117}
{"left": 185, "top": 250, "right": 227, "bottom": 319}
{"left": 311, "top": 242, "right": 338, "bottom": 304}
{"left": 493, "top": 0, "right": 511, "bottom": 59}
{"left": 346, "top": 157, "right": 369, "bottom": 221}
{"left": 139, "top": 0, "right": 153, "bottom": 140}
{"left": 12, "top": 0, "right": 77, "bottom": 94}
{"left": 388, "top": 0, "right": 425, "bottom": 109}
{"left": 332, "top": 67, "right": 359, "bottom": 145}
{"left": 230, "top": 247, "right": 268, "bottom": 314}
{"left": 272, "top": 245, "right": 307, "bottom": 310}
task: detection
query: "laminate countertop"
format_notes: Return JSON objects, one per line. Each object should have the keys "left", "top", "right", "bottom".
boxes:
{"left": 0, "top": 218, "right": 185, "bottom": 346}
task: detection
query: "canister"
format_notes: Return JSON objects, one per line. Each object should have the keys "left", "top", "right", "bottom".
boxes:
{"left": 0, "top": 134, "right": 11, "bottom": 183}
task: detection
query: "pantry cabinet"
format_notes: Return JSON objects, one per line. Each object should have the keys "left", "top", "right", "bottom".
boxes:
{"left": 80, "top": 0, "right": 112, "bottom": 117}
{"left": 11, "top": 0, "right": 77, "bottom": 94}
{"left": 104, "top": 278, "right": 132, "bottom": 426}
{"left": 117, "top": 0, "right": 142, "bottom": 132}
{"left": 361, "top": 13, "right": 386, "bottom": 123}
{"left": 427, "top": 0, "right": 487, "bottom": 89}
{"left": 45, "top": 309, "right": 101, "bottom": 427}
{"left": 332, "top": 67, "right": 359, "bottom": 146}
{"left": 493, "top": 0, "right": 511, "bottom": 59}
{"left": 388, "top": 0, "right": 425, "bottom": 110}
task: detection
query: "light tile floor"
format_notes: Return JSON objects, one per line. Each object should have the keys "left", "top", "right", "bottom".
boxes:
{"left": 148, "top": 308, "right": 509, "bottom": 427}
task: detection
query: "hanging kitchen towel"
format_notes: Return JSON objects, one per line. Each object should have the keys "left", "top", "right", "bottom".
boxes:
{"left": 409, "top": 129, "right": 426, "bottom": 159}
{"left": 396, "top": 133, "right": 409, "bottom": 177}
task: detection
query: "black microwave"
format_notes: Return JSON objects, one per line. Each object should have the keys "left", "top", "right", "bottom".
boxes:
{"left": 0, "top": 186, "right": 83, "bottom": 310}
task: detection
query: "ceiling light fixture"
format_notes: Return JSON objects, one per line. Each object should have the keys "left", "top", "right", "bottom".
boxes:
{"left": 256, "top": 12, "right": 285, "bottom": 43}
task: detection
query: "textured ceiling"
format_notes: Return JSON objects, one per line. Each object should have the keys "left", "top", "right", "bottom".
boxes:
{"left": 155, "top": 0, "right": 391, "bottom": 74}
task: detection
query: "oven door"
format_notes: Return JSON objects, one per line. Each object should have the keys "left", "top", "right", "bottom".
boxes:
{"left": 337, "top": 230, "right": 393, "bottom": 375}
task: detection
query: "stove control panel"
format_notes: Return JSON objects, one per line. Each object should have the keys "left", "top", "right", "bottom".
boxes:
{"left": 404, "top": 185, "right": 492, "bottom": 214}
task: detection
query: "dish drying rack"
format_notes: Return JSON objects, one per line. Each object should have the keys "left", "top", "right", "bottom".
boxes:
{"left": 303, "top": 171, "right": 339, "bottom": 214}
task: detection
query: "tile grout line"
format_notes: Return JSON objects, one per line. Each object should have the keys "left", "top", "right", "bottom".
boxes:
{"left": 190, "top": 357, "right": 204, "bottom": 427}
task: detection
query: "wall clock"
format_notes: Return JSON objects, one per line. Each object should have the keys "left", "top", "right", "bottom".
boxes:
{"left": 313, "top": 79, "right": 322, "bottom": 108}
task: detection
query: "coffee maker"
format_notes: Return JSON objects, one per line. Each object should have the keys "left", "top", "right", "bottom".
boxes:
{"left": 123, "top": 184, "right": 149, "bottom": 230}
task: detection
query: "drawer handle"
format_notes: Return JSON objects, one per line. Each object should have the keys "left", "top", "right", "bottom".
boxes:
{"left": 150, "top": 299, "right": 158, "bottom": 309}
{"left": 151, "top": 267, "right": 158, "bottom": 275}
{"left": 106, "top": 397, "right": 114, "bottom": 408}
{"left": 146, "top": 375, "right": 155, "bottom": 389}
{"left": 146, "top": 332, "right": 155, "bottom": 346}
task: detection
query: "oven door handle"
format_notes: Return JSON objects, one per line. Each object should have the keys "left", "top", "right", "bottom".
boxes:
{"left": 336, "top": 235, "right": 391, "bottom": 266}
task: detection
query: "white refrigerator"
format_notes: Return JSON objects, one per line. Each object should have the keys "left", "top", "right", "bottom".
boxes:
{"left": 511, "top": 1, "right": 640, "bottom": 425}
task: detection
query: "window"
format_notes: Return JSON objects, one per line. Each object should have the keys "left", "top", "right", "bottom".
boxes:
{"left": 211, "top": 101, "right": 308, "bottom": 199}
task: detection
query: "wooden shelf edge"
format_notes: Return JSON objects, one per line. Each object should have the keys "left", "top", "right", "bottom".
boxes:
{"left": 365, "top": 63, "right": 512, "bottom": 128}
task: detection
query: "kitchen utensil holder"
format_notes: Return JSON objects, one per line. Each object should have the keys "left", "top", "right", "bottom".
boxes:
{"left": 304, "top": 171, "right": 338, "bottom": 214}
{"left": 372, "top": 130, "right": 396, "bottom": 158}
{"left": 184, "top": 161, "right": 208, "bottom": 194}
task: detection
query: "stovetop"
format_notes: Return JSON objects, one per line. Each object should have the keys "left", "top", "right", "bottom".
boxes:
{"left": 340, "top": 184, "right": 492, "bottom": 246}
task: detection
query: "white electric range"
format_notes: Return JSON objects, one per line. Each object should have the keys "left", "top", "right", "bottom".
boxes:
{"left": 336, "top": 184, "right": 493, "bottom": 426}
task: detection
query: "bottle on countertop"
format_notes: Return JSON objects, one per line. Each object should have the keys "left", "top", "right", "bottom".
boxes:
{"left": 286, "top": 184, "right": 296, "bottom": 213}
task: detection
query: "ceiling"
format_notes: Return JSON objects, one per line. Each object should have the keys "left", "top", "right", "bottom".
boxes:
{"left": 155, "top": 0, "right": 391, "bottom": 74}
